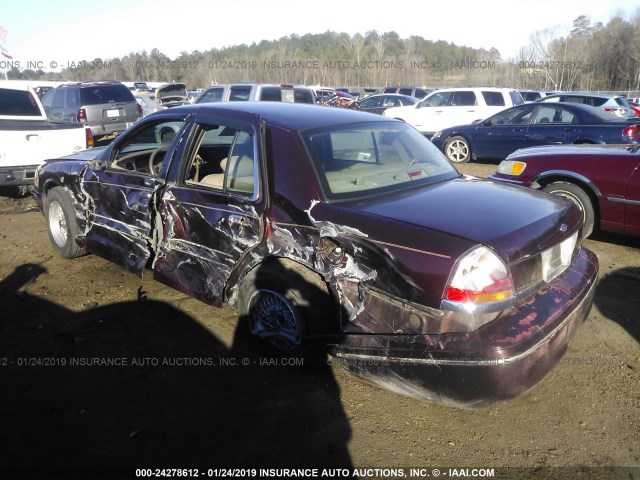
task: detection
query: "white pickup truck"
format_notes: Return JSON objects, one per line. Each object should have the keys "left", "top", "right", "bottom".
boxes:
{"left": 0, "top": 81, "right": 92, "bottom": 189}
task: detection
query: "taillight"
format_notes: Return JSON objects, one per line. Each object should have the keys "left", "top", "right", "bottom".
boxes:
{"left": 77, "top": 108, "right": 87, "bottom": 123}
{"left": 623, "top": 125, "right": 640, "bottom": 142}
{"left": 444, "top": 246, "right": 515, "bottom": 306}
{"left": 137, "top": 104, "right": 143, "bottom": 117}
{"left": 605, "top": 107, "right": 628, "bottom": 116}
{"left": 85, "top": 128, "right": 94, "bottom": 149}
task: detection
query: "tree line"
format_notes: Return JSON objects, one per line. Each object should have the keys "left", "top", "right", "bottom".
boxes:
{"left": 6, "top": 12, "right": 640, "bottom": 94}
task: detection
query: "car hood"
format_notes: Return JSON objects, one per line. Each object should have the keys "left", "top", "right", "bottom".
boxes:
{"left": 156, "top": 83, "right": 189, "bottom": 107}
{"left": 317, "top": 176, "right": 582, "bottom": 264}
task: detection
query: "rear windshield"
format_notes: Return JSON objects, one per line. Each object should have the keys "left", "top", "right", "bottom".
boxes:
{"left": 0, "top": 88, "right": 42, "bottom": 116}
{"left": 303, "top": 121, "right": 458, "bottom": 200}
{"left": 80, "top": 85, "right": 134, "bottom": 105}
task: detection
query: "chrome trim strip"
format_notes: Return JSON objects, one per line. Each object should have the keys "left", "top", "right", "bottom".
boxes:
{"left": 334, "top": 278, "right": 595, "bottom": 367}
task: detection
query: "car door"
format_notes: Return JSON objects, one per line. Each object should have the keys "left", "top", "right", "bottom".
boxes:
{"left": 525, "top": 105, "right": 580, "bottom": 148}
{"left": 624, "top": 158, "right": 640, "bottom": 236}
{"left": 152, "top": 114, "right": 264, "bottom": 306}
{"left": 443, "top": 90, "right": 480, "bottom": 129}
{"left": 81, "top": 116, "right": 188, "bottom": 275}
{"left": 407, "top": 91, "right": 452, "bottom": 133}
{"left": 472, "top": 104, "right": 533, "bottom": 159}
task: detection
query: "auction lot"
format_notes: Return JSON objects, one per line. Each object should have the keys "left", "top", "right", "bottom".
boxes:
{"left": 0, "top": 162, "right": 638, "bottom": 479}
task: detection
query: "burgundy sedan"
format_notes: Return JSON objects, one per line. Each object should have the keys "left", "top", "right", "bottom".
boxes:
{"left": 33, "top": 102, "right": 598, "bottom": 407}
{"left": 490, "top": 144, "right": 640, "bottom": 239}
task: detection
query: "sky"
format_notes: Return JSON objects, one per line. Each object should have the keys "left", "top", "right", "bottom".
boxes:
{"left": 0, "top": 0, "right": 638, "bottom": 71}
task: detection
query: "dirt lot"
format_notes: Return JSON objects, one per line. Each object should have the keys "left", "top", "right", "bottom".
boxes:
{"left": 0, "top": 162, "right": 638, "bottom": 480}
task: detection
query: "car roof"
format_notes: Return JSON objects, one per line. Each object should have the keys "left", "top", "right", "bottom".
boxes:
{"left": 154, "top": 102, "right": 391, "bottom": 130}
{"left": 542, "top": 92, "right": 621, "bottom": 99}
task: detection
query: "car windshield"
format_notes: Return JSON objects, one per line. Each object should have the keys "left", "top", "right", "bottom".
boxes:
{"left": 302, "top": 121, "right": 459, "bottom": 200}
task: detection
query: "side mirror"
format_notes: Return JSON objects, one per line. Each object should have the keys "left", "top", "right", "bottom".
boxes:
{"left": 89, "top": 159, "right": 107, "bottom": 171}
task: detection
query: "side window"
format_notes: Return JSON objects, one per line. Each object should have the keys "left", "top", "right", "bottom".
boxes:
{"left": 67, "top": 88, "right": 81, "bottom": 108}
{"left": 363, "top": 96, "right": 383, "bottom": 108}
{"left": 482, "top": 91, "right": 506, "bottom": 106}
{"left": 111, "top": 119, "right": 186, "bottom": 174}
{"left": 187, "top": 126, "right": 256, "bottom": 197}
{"left": 225, "top": 131, "right": 255, "bottom": 195}
{"left": 491, "top": 106, "right": 532, "bottom": 125}
{"left": 450, "top": 91, "right": 477, "bottom": 106}
{"left": 229, "top": 86, "right": 252, "bottom": 101}
{"left": 532, "top": 106, "right": 564, "bottom": 124}
{"left": 197, "top": 87, "right": 224, "bottom": 103}
{"left": 421, "top": 91, "right": 451, "bottom": 107}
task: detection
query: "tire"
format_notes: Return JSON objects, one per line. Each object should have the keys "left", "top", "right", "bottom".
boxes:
{"left": 542, "top": 182, "right": 595, "bottom": 238}
{"left": 44, "top": 187, "right": 87, "bottom": 258}
{"left": 444, "top": 136, "right": 472, "bottom": 163}
{"left": 237, "top": 259, "right": 336, "bottom": 354}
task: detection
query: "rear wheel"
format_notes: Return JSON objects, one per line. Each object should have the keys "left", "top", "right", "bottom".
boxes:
{"left": 44, "top": 187, "right": 86, "bottom": 258}
{"left": 542, "top": 182, "right": 595, "bottom": 238}
{"left": 237, "top": 259, "right": 336, "bottom": 355}
{"left": 444, "top": 136, "right": 472, "bottom": 163}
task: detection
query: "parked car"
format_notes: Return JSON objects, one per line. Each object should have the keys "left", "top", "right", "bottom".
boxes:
{"left": 0, "top": 81, "right": 92, "bottom": 188}
{"left": 537, "top": 92, "right": 638, "bottom": 119}
{"left": 32, "top": 102, "right": 598, "bottom": 407}
{"left": 627, "top": 100, "right": 640, "bottom": 117}
{"left": 430, "top": 102, "right": 640, "bottom": 163}
{"left": 154, "top": 83, "right": 190, "bottom": 108}
{"left": 195, "top": 83, "right": 316, "bottom": 104}
{"left": 358, "top": 93, "right": 418, "bottom": 114}
{"left": 383, "top": 87, "right": 524, "bottom": 137}
{"left": 382, "top": 86, "right": 433, "bottom": 99}
{"left": 40, "top": 82, "right": 141, "bottom": 141}
{"left": 490, "top": 144, "right": 640, "bottom": 239}
{"left": 134, "top": 95, "right": 164, "bottom": 116}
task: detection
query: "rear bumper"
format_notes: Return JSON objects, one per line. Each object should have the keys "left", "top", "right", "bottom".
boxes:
{"left": 328, "top": 247, "right": 599, "bottom": 408}
{"left": 0, "top": 165, "right": 38, "bottom": 186}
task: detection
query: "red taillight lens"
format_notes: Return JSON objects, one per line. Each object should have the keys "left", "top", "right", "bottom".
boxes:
{"left": 137, "top": 104, "right": 143, "bottom": 117}
{"left": 77, "top": 108, "right": 87, "bottom": 123}
{"left": 623, "top": 125, "right": 640, "bottom": 141}
{"left": 444, "top": 246, "right": 515, "bottom": 305}
{"left": 85, "top": 128, "right": 94, "bottom": 149}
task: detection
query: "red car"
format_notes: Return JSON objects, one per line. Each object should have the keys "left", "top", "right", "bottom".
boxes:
{"left": 33, "top": 102, "right": 598, "bottom": 407}
{"left": 490, "top": 144, "right": 640, "bottom": 238}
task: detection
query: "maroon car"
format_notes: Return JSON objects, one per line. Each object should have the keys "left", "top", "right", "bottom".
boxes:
{"left": 490, "top": 144, "right": 640, "bottom": 239}
{"left": 33, "top": 102, "right": 598, "bottom": 407}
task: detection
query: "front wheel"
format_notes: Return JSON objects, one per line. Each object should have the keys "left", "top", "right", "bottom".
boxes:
{"left": 542, "top": 182, "right": 595, "bottom": 238}
{"left": 237, "top": 260, "right": 336, "bottom": 354}
{"left": 44, "top": 187, "right": 87, "bottom": 258}
{"left": 444, "top": 136, "right": 472, "bottom": 163}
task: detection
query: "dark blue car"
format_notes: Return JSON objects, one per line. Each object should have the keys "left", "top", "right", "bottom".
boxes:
{"left": 430, "top": 102, "right": 640, "bottom": 163}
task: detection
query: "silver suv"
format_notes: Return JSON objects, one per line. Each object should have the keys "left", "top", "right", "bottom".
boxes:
{"left": 195, "top": 83, "right": 316, "bottom": 104}
{"left": 383, "top": 87, "right": 524, "bottom": 137}
{"left": 41, "top": 82, "right": 141, "bottom": 141}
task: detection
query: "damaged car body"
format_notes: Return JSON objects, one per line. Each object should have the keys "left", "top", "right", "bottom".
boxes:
{"left": 33, "top": 102, "right": 599, "bottom": 407}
